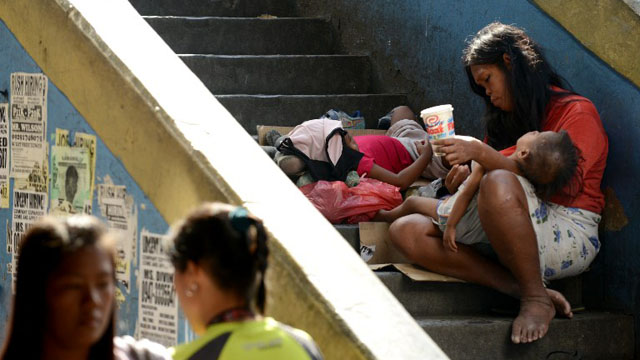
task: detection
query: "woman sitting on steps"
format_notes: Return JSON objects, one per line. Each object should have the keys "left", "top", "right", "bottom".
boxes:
{"left": 388, "top": 22, "right": 608, "bottom": 344}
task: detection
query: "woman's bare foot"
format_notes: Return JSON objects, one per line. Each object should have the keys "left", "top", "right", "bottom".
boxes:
{"left": 511, "top": 296, "right": 555, "bottom": 344}
{"left": 546, "top": 288, "right": 573, "bottom": 318}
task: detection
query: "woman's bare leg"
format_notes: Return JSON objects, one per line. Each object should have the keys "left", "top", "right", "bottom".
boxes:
{"left": 374, "top": 196, "right": 438, "bottom": 223}
{"left": 389, "top": 194, "right": 572, "bottom": 344}
{"left": 389, "top": 214, "right": 521, "bottom": 297}
{"left": 477, "top": 170, "right": 559, "bottom": 344}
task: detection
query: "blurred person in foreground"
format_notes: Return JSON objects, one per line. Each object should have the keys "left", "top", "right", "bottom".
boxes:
{"left": 165, "top": 202, "right": 323, "bottom": 360}
{"left": 0, "top": 215, "right": 169, "bottom": 360}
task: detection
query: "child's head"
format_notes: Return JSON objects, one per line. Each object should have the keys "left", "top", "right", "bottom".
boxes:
{"left": 514, "top": 130, "right": 579, "bottom": 199}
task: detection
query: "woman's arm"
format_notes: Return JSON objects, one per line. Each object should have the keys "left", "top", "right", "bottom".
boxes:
{"left": 442, "top": 162, "right": 484, "bottom": 252}
{"left": 433, "top": 136, "right": 519, "bottom": 173}
{"left": 368, "top": 140, "right": 433, "bottom": 190}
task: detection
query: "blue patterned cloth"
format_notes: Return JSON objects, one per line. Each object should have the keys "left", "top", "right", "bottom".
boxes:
{"left": 515, "top": 175, "right": 601, "bottom": 281}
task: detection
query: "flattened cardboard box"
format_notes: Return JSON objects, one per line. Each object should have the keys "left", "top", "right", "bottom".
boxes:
{"left": 359, "top": 222, "right": 463, "bottom": 282}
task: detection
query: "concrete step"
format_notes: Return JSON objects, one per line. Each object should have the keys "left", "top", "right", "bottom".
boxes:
{"left": 216, "top": 94, "right": 406, "bottom": 134}
{"left": 335, "top": 225, "right": 584, "bottom": 316}
{"left": 335, "top": 224, "right": 359, "bottom": 251}
{"left": 377, "top": 271, "right": 517, "bottom": 317}
{"left": 129, "top": 0, "right": 295, "bottom": 17}
{"left": 418, "top": 312, "right": 634, "bottom": 360}
{"left": 183, "top": 55, "right": 371, "bottom": 95}
{"left": 376, "top": 271, "right": 584, "bottom": 317}
{"left": 145, "top": 16, "right": 335, "bottom": 55}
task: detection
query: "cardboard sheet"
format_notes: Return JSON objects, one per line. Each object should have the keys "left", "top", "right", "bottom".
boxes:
{"left": 359, "top": 222, "right": 464, "bottom": 282}
{"left": 359, "top": 222, "right": 409, "bottom": 264}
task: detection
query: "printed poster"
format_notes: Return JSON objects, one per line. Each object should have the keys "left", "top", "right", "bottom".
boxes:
{"left": 10, "top": 72, "right": 48, "bottom": 179}
{"left": 74, "top": 132, "right": 97, "bottom": 206}
{"left": 55, "top": 128, "right": 69, "bottom": 146}
{"left": 50, "top": 146, "right": 91, "bottom": 215}
{"left": 0, "top": 183, "right": 8, "bottom": 209}
{"left": 5, "top": 219, "right": 10, "bottom": 255}
{"left": 138, "top": 230, "right": 178, "bottom": 347}
{"left": 98, "top": 182, "right": 136, "bottom": 292}
{"left": 10, "top": 189, "right": 47, "bottom": 292}
{"left": 52, "top": 130, "right": 96, "bottom": 213}
{"left": 0, "top": 104, "right": 9, "bottom": 208}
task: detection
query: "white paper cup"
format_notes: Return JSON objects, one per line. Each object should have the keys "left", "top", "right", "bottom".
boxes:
{"left": 420, "top": 104, "right": 455, "bottom": 156}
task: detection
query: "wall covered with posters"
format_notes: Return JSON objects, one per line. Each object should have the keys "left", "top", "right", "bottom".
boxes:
{"left": 0, "top": 20, "right": 188, "bottom": 347}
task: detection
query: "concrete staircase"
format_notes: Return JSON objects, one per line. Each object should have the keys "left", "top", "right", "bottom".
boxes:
{"left": 336, "top": 225, "right": 634, "bottom": 359}
{"left": 129, "top": 0, "right": 634, "bottom": 358}
{"left": 131, "top": 0, "right": 406, "bottom": 134}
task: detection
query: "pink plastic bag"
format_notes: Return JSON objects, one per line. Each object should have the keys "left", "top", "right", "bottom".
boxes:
{"left": 300, "top": 178, "right": 402, "bottom": 224}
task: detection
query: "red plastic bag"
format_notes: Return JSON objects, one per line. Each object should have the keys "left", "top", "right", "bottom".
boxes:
{"left": 300, "top": 178, "right": 402, "bottom": 224}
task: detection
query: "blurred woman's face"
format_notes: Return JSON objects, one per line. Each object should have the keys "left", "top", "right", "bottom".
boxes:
{"left": 470, "top": 63, "right": 514, "bottom": 112}
{"left": 45, "top": 245, "right": 115, "bottom": 349}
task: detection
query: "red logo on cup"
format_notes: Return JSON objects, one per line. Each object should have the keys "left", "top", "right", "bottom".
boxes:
{"left": 425, "top": 115, "right": 440, "bottom": 127}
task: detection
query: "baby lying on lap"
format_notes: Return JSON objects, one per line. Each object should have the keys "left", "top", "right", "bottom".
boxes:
{"left": 375, "top": 130, "right": 579, "bottom": 251}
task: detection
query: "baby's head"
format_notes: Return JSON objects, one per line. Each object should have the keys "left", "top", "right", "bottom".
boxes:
{"left": 514, "top": 130, "right": 579, "bottom": 199}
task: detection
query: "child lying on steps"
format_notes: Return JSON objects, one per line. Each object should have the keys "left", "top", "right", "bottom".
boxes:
{"left": 374, "top": 130, "right": 579, "bottom": 252}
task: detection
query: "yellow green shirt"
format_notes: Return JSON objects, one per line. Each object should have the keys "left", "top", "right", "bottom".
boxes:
{"left": 171, "top": 317, "right": 323, "bottom": 360}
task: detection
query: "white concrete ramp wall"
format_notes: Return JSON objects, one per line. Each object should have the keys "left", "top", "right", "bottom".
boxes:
{"left": 0, "top": 0, "right": 448, "bottom": 358}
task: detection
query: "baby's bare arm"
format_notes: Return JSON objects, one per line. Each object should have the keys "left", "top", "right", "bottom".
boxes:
{"left": 445, "top": 162, "right": 484, "bottom": 230}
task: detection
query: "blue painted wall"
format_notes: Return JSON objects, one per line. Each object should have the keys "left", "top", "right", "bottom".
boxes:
{"left": 298, "top": 0, "right": 640, "bottom": 348}
{"left": 0, "top": 20, "right": 190, "bottom": 345}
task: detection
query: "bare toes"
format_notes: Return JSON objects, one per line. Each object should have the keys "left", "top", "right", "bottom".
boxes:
{"left": 511, "top": 326, "right": 522, "bottom": 344}
{"left": 511, "top": 296, "right": 555, "bottom": 344}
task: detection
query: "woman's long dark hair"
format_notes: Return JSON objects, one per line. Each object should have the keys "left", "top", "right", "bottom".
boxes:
{"left": 1, "top": 216, "right": 116, "bottom": 360}
{"left": 166, "top": 203, "right": 269, "bottom": 314}
{"left": 463, "top": 22, "right": 573, "bottom": 150}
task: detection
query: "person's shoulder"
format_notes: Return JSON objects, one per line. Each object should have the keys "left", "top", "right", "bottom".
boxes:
{"left": 547, "top": 91, "right": 601, "bottom": 130}
{"left": 114, "top": 336, "right": 172, "bottom": 360}
{"left": 550, "top": 91, "right": 597, "bottom": 115}
{"left": 267, "top": 318, "right": 324, "bottom": 360}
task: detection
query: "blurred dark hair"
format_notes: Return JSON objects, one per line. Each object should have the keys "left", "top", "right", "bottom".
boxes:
{"left": 1, "top": 215, "right": 116, "bottom": 360}
{"left": 166, "top": 203, "right": 269, "bottom": 313}
{"left": 518, "top": 130, "right": 582, "bottom": 200}
{"left": 463, "top": 22, "right": 574, "bottom": 150}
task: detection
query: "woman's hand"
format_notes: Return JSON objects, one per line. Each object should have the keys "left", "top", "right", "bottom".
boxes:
{"left": 433, "top": 136, "right": 483, "bottom": 166}
{"left": 445, "top": 164, "right": 470, "bottom": 193}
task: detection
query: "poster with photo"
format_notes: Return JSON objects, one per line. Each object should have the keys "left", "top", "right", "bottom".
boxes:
{"left": 74, "top": 132, "right": 96, "bottom": 206}
{"left": 50, "top": 146, "right": 91, "bottom": 215}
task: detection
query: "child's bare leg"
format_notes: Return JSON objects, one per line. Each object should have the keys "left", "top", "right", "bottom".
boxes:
{"left": 374, "top": 196, "right": 438, "bottom": 223}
